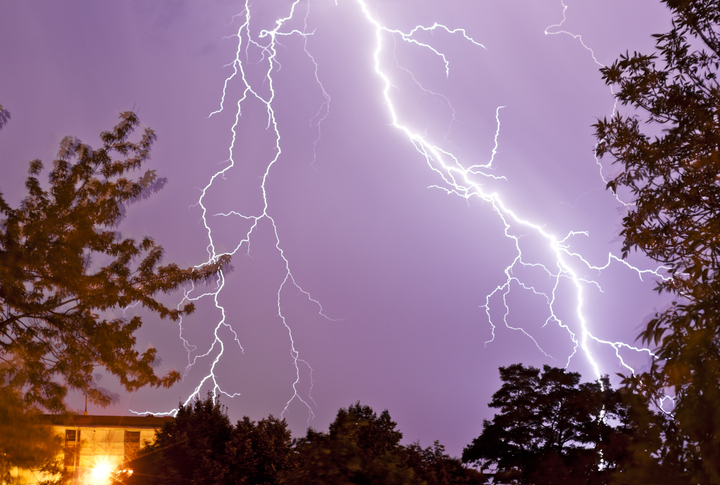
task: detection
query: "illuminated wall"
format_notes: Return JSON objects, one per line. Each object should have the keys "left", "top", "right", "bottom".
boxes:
{"left": 14, "top": 415, "right": 172, "bottom": 485}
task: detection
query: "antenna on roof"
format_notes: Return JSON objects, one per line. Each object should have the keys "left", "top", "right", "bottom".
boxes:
{"left": 84, "top": 395, "right": 88, "bottom": 416}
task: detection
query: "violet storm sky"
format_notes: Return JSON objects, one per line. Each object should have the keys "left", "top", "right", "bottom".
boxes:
{"left": 1, "top": 0, "right": 673, "bottom": 456}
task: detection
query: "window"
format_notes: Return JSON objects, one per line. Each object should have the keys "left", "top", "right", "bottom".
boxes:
{"left": 124, "top": 430, "right": 141, "bottom": 459}
{"left": 64, "top": 429, "right": 79, "bottom": 468}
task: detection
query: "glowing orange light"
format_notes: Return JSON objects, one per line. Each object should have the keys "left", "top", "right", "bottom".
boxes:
{"left": 89, "top": 458, "right": 113, "bottom": 484}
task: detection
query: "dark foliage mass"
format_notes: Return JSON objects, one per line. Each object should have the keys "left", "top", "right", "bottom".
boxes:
{"left": 0, "top": 386, "right": 63, "bottom": 485}
{"left": 402, "top": 441, "right": 485, "bottom": 485}
{"left": 126, "top": 397, "right": 483, "bottom": 485}
{"left": 462, "top": 364, "right": 633, "bottom": 485}
{"left": 128, "top": 395, "right": 295, "bottom": 485}
{"left": 283, "top": 403, "right": 415, "bottom": 485}
{"left": 0, "top": 112, "right": 230, "bottom": 412}
{"left": 594, "top": 0, "right": 720, "bottom": 481}
{"left": 282, "top": 402, "right": 483, "bottom": 485}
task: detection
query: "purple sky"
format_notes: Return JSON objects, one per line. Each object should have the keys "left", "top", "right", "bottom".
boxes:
{"left": 1, "top": 0, "right": 673, "bottom": 457}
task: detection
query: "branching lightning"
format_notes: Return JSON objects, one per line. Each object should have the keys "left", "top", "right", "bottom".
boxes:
{"left": 356, "top": 0, "right": 664, "bottom": 380}
{"left": 132, "top": 0, "right": 667, "bottom": 420}
{"left": 132, "top": 0, "right": 331, "bottom": 420}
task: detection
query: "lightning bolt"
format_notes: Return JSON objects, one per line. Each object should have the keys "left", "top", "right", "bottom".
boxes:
{"left": 132, "top": 0, "right": 667, "bottom": 420}
{"left": 132, "top": 0, "right": 330, "bottom": 421}
{"left": 355, "top": 0, "right": 665, "bottom": 380}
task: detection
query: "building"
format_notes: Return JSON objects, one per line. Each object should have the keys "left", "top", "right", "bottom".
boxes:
{"left": 13, "top": 414, "right": 172, "bottom": 485}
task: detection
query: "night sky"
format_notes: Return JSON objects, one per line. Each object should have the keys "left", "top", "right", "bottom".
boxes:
{"left": 0, "top": 0, "right": 673, "bottom": 457}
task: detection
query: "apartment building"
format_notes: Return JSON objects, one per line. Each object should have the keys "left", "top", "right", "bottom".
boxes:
{"left": 13, "top": 414, "right": 172, "bottom": 485}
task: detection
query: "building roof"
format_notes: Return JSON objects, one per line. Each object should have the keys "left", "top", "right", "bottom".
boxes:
{"left": 37, "top": 414, "right": 174, "bottom": 429}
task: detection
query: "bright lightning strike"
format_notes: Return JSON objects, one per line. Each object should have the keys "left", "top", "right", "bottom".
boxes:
{"left": 131, "top": 0, "right": 667, "bottom": 421}
{"left": 132, "top": 0, "right": 331, "bottom": 421}
{"left": 355, "top": 0, "right": 663, "bottom": 380}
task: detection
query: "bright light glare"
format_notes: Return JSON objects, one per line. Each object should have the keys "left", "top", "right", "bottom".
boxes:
{"left": 89, "top": 459, "right": 113, "bottom": 484}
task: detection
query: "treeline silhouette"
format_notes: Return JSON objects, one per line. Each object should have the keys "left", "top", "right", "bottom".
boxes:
{"left": 123, "top": 363, "right": 659, "bottom": 485}
{"left": 125, "top": 396, "right": 484, "bottom": 485}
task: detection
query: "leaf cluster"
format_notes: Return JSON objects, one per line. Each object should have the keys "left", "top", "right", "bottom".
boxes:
{"left": 610, "top": 380, "right": 702, "bottom": 484}
{"left": 284, "top": 401, "right": 484, "bottom": 485}
{"left": 0, "top": 386, "right": 64, "bottom": 485}
{"left": 128, "top": 395, "right": 294, "bottom": 485}
{"left": 462, "top": 364, "right": 632, "bottom": 485}
{"left": 127, "top": 398, "right": 482, "bottom": 485}
{"left": 403, "top": 441, "right": 484, "bottom": 485}
{"left": 285, "top": 402, "right": 416, "bottom": 485}
{"left": 0, "top": 112, "right": 229, "bottom": 411}
{"left": 594, "top": 0, "right": 720, "bottom": 480}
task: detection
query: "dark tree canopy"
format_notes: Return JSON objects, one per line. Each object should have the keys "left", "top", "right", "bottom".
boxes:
{"left": 128, "top": 395, "right": 294, "bottom": 485}
{"left": 327, "top": 402, "right": 404, "bottom": 461}
{"left": 130, "top": 396, "right": 232, "bottom": 485}
{"left": 403, "top": 441, "right": 485, "bottom": 485}
{"left": 128, "top": 399, "right": 482, "bottom": 485}
{"left": 280, "top": 402, "right": 483, "bottom": 485}
{"left": 0, "top": 112, "right": 230, "bottom": 411}
{"left": 594, "top": 0, "right": 720, "bottom": 481}
{"left": 610, "top": 388, "right": 698, "bottom": 485}
{"left": 226, "top": 414, "right": 296, "bottom": 485}
{"left": 282, "top": 402, "right": 417, "bottom": 485}
{"left": 462, "top": 364, "right": 632, "bottom": 485}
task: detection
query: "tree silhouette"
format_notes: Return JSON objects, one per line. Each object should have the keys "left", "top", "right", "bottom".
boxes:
{"left": 462, "top": 364, "right": 632, "bottom": 485}
{"left": 127, "top": 395, "right": 293, "bottom": 485}
{"left": 281, "top": 402, "right": 417, "bottom": 485}
{"left": 403, "top": 441, "right": 484, "bottom": 485}
{"left": 0, "top": 111, "right": 229, "bottom": 412}
{"left": 225, "top": 415, "right": 295, "bottom": 485}
{"left": 594, "top": 0, "right": 720, "bottom": 481}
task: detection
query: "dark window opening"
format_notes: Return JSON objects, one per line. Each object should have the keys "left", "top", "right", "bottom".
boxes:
{"left": 64, "top": 429, "right": 79, "bottom": 468}
{"left": 124, "top": 430, "right": 141, "bottom": 459}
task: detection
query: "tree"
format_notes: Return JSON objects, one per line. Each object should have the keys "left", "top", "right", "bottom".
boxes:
{"left": 127, "top": 394, "right": 294, "bottom": 485}
{"left": 594, "top": 0, "right": 720, "bottom": 481}
{"left": 129, "top": 395, "right": 234, "bottom": 485}
{"left": 281, "top": 402, "right": 484, "bottom": 485}
{"left": 462, "top": 364, "right": 632, "bottom": 485}
{"left": 280, "top": 402, "right": 417, "bottom": 485}
{"left": 609, "top": 389, "right": 693, "bottom": 485}
{"left": 0, "top": 111, "right": 230, "bottom": 412}
{"left": 0, "top": 386, "right": 64, "bottom": 485}
{"left": 225, "top": 415, "right": 295, "bottom": 485}
{"left": 402, "top": 441, "right": 485, "bottom": 485}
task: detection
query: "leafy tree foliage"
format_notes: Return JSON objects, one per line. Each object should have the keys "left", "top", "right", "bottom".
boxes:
{"left": 462, "top": 364, "right": 632, "bottom": 485}
{"left": 403, "top": 441, "right": 484, "bottom": 485}
{"left": 594, "top": 0, "right": 720, "bottom": 480}
{"left": 130, "top": 396, "right": 234, "bottom": 485}
{"left": 282, "top": 402, "right": 483, "bottom": 485}
{"left": 226, "top": 415, "right": 296, "bottom": 485}
{"left": 0, "top": 386, "right": 64, "bottom": 485}
{"left": 610, "top": 389, "right": 695, "bottom": 485}
{"left": 129, "top": 399, "right": 481, "bottom": 485}
{"left": 127, "top": 395, "right": 294, "bottom": 485}
{"left": 281, "top": 402, "right": 417, "bottom": 485}
{"left": 0, "top": 111, "right": 229, "bottom": 411}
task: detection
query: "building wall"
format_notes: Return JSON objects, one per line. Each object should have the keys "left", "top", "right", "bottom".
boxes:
{"left": 61, "top": 425, "right": 159, "bottom": 485}
{"left": 11, "top": 415, "right": 172, "bottom": 485}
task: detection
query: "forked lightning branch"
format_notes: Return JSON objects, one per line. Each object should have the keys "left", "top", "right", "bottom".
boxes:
{"left": 131, "top": 0, "right": 664, "bottom": 419}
